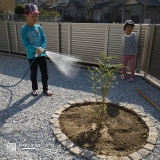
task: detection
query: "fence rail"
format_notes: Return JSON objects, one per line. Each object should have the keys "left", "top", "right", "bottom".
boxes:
{"left": 0, "top": 21, "right": 159, "bottom": 88}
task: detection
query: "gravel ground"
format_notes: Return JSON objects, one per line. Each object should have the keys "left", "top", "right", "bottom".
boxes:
{"left": 0, "top": 54, "right": 160, "bottom": 160}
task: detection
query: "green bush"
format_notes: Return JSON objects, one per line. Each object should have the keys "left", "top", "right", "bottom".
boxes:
{"left": 15, "top": 4, "right": 25, "bottom": 14}
{"left": 88, "top": 52, "right": 123, "bottom": 128}
{"left": 39, "top": 9, "right": 61, "bottom": 18}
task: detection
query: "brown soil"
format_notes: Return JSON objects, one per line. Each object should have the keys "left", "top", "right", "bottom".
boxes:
{"left": 59, "top": 103, "right": 148, "bottom": 157}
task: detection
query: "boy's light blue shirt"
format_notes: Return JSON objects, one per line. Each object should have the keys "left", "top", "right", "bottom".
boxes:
{"left": 21, "top": 24, "right": 47, "bottom": 59}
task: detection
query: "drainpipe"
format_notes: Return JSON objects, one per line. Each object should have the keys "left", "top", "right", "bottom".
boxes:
{"left": 122, "top": 9, "right": 124, "bottom": 23}
{"left": 143, "top": 0, "right": 148, "bottom": 23}
{"left": 119, "top": 9, "right": 124, "bottom": 23}
{"left": 101, "top": 8, "right": 102, "bottom": 23}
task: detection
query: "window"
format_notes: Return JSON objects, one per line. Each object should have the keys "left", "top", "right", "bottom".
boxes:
{"left": 156, "top": 12, "right": 160, "bottom": 21}
{"left": 104, "top": 13, "right": 110, "bottom": 19}
{"left": 131, "top": 15, "right": 139, "bottom": 23}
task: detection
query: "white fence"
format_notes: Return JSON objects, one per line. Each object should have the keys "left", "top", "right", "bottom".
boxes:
{"left": 0, "top": 21, "right": 159, "bottom": 87}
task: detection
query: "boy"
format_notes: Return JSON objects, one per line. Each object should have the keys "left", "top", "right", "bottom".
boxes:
{"left": 21, "top": 3, "right": 52, "bottom": 96}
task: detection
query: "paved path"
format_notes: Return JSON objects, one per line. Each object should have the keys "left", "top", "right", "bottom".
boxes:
{"left": 0, "top": 54, "right": 160, "bottom": 160}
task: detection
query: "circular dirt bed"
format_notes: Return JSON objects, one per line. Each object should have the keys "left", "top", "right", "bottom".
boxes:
{"left": 59, "top": 103, "right": 148, "bottom": 157}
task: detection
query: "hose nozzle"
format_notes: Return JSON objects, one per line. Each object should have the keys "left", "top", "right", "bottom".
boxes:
{"left": 38, "top": 47, "right": 46, "bottom": 53}
{"left": 35, "top": 47, "right": 46, "bottom": 57}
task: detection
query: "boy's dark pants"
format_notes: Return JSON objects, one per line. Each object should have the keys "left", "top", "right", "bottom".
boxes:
{"left": 28, "top": 56, "right": 48, "bottom": 92}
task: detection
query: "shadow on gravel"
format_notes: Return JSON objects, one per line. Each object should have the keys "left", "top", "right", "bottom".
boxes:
{"left": 0, "top": 92, "right": 44, "bottom": 129}
{"left": 108, "top": 76, "right": 160, "bottom": 121}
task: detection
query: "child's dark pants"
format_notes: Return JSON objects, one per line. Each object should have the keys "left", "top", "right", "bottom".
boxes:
{"left": 28, "top": 56, "right": 48, "bottom": 92}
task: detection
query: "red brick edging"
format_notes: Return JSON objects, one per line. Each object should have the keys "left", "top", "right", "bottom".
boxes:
{"left": 50, "top": 98, "right": 158, "bottom": 160}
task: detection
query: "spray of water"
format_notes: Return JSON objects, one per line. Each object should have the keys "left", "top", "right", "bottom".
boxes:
{"left": 46, "top": 51, "right": 80, "bottom": 78}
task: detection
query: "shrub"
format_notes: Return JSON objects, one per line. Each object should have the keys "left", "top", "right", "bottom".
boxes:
{"left": 39, "top": 9, "right": 61, "bottom": 18}
{"left": 88, "top": 52, "right": 123, "bottom": 128}
{"left": 15, "top": 4, "right": 25, "bottom": 14}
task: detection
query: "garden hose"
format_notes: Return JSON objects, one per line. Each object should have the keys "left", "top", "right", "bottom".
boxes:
{"left": 0, "top": 47, "right": 46, "bottom": 88}
{"left": 0, "top": 57, "right": 36, "bottom": 88}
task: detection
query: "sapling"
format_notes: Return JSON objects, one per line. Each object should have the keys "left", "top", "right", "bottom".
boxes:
{"left": 88, "top": 52, "right": 122, "bottom": 128}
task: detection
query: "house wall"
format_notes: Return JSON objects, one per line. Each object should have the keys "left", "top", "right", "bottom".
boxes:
{"left": 93, "top": 9, "right": 101, "bottom": 22}
{"left": 0, "top": 0, "right": 15, "bottom": 13}
{"left": 83, "top": 0, "right": 95, "bottom": 7}
{"left": 123, "top": 4, "right": 160, "bottom": 24}
{"left": 123, "top": 4, "right": 143, "bottom": 23}
{"left": 84, "top": 0, "right": 95, "bottom": 20}
{"left": 76, "top": 8, "right": 83, "bottom": 19}
{"left": 145, "top": 6, "right": 160, "bottom": 24}
{"left": 87, "top": 0, "right": 126, "bottom": 23}
{"left": 102, "top": 6, "right": 112, "bottom": 23}
{"left": 67, "top": 2, "right": 83, "bottom": 21}
{"left": 76, "top": 0, "right": 83, "bottom": 5}
{"left": 67, "top": 3, "right": 76, "bottom": 17}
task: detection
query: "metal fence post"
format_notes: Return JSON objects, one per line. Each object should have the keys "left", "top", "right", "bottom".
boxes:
{"left": 68, "top": 23, "right": 71, "bottom": 55}
{"left": 57, "top": 22, "right": 60, "bottom": 53}
{"left": 104, "top": 25, "right": 109, "bottom": 56}
{"left": 144, "top": 24, "right": 155, "bottom": 77}
{"left": 136, "top": 24, "right": 141, "bottom": 45}
{"left": 14, "top": 22, "right": 19, "bottom": 52}
{"left": 140, "top": 25, "right": 150, "bottom": 71}
{"left": 5, "top": 21, "right": 11, "bottom": 54}
{"left": 135, "top": 24, "right": 141, "bottom": 70}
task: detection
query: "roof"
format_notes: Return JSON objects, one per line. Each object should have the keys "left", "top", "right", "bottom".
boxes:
{"left": 88, "top": 1, "right": 114, "bottom": 10}
{"left": 38, "top": 1, "right": 49, "bottom": 7}
{"left": 136, "top": 0, "right": 160, "bottom": 6}
{"left": 49, "top": 2, "right": 66, "bottom": 9}
{"left": 66, "top": 1, "right": 84, "bottom": 8}
{"left": 113, "top": 3, "right": 125, "bottom": 9}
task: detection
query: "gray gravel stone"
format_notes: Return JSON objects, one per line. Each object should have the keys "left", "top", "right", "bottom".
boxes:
{"left": 0, "top": 55, "right": 160, "bottom": 160}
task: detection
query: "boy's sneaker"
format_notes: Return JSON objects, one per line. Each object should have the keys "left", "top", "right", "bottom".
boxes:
{"left": 32, "top": 90, "right": 38, "bottom": 96}
{"left": 129, "top": 77, "right": 134, "bottom": 82}
{"left": 121, "top": 75, "right": 126, "bottom": 80}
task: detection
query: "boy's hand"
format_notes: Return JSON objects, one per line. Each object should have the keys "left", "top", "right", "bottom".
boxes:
{"left": 36, "top": 48, "right": 41, "bottom": 55}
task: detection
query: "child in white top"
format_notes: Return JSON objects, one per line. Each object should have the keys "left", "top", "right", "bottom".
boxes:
{"left": 121, "top": 20, "right": 139, "bottom": 82}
